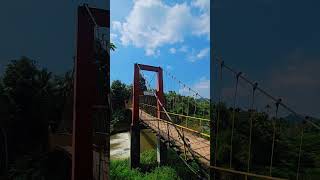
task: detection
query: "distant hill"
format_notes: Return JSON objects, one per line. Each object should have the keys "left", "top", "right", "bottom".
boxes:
{"left": 198, "top": 97, "right": 210, "bottom": 101}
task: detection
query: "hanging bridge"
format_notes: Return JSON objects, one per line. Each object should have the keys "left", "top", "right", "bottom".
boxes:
{"left": 129, "top": 61, "right": 320, "bottom": 180}
{"left": 46, "top": 3, "right": 320, "bottom": 180}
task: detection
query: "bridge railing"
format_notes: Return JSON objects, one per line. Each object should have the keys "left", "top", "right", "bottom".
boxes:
{"left": 211, "top": 58, "right": 320, "bottom": 180}
{"left": 139, "top": 103, "right": 210, "bottom": 138}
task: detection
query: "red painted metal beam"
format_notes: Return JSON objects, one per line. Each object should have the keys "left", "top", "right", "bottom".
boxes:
{"left": 137, "top": 64, "right": 161, "bottom": 72}
{"left": 89, "top": 7, "right": 110, "bottom": 27}
{"left": 156, "top": 67, "right": 164, "bottom": 119}
{"left": 131, "top": 63, "right": 164, "bottom": 168}
{"left": 132, "top": 64, "right": 140, "bottom": 126}
{"left": 132, "top": 64, "right": 164, "bottom": 124}
{"left": 72, "top": 5, "right": 109, "bottom": 180}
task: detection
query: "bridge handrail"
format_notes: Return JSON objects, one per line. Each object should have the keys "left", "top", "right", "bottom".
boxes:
{"left": 142, "top": 116, "right": 210, "bottom": 138}
{"left": 139, "top": 103, "right": 210, "bottom": 122}
{"left": 210, "top": 166, "right": 287, "bottom": 180}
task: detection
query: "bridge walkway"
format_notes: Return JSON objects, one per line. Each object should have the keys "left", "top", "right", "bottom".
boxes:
{"left": 139, "top": 109, "right": 210, "bottom": 167}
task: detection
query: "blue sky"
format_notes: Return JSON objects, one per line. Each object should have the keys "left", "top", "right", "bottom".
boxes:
{"left": 213, "top": 0, "right": 320, "bottom": 117}
{"left": 110, "top": 0, "right": 210, "bottom": 98}
{"left": 0, "top": 0, "right": 318, "bottom": 117}
{"left": 0, "top": 0, "right": 209, "bottom": 98}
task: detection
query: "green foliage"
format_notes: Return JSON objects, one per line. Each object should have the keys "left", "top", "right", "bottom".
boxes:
{"left": 164, "top": 91, "right": 210, "bottom": 118}
{"left": 111, "top": 80, "right": 131, "bottom": 110}
{"left": 110, "top": 80, "right": 132, "bottom": 133}
{"left": 1, "top": 57, "right": 54, "bottom": 153}
{"left": 0, "top": 57, "right": 75, "bottom": 176}
{"left": 111, "top": 109, "right": 132, "bottom": 133}
{"left": 109, "top": 41, "right": 117, "bottom": 51}
{"left": 110, "top": 149, "right": 203, "bottom": 180}
{"left": 212, "top": 105, "right": 320, "bottom": 178}
{"left": 144, "top": 167, "right": 180, "bottom": 180}
{"left": 139, "top": 74, "right": 147, "bottom": 92}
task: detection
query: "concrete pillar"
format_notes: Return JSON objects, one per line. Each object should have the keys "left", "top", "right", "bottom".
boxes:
{"left": 156, "top": 135, "right": 167, "bottom": 165}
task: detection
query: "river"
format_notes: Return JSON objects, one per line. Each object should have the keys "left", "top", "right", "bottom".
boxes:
{"left": 110, "top": 128, "right": 157, "bottom": 159}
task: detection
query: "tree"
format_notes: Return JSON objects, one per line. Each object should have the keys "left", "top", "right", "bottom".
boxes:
{"left": 139, "top": 74, "right": 147, "bottom": 92}
{"left": 1, "top": 57, "right": 56, "bottom": 157}
{"left": 108, "top": 41, "right": 117, "bottom": 51}
{"left": 111, "top": 80, "right": 131, "bottom": 110}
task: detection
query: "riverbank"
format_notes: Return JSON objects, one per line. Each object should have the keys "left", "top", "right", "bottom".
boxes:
{"left": 111, "top": 109, "right": 131, "bottom": 135}
{"left": 110, "top": 149, "right": 199, "bottom": 180}
{"left": 110, "top": 129, "right": 157, "bottom": 160}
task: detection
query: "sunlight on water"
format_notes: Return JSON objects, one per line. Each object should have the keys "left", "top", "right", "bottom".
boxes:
{"left": 110, "top": 129, "right": 157, "bottom": 160}
{"left": 110, "top": 132, "right": 130, "bottom": 159}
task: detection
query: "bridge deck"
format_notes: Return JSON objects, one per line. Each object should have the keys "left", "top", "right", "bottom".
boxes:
{"left": 139, "top": 109, "right": 210, "bottom": 167}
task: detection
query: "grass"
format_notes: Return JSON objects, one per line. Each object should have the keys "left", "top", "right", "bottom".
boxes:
{"left": 110, "top": 149, "right": 200, "bottom": 180}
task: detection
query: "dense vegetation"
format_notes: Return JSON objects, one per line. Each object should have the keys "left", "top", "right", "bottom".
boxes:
{"left": 0, "top": 57, "right": 73, "bottom": 179}
{"left": 110, "top": 80, "right": 211, "bottom": 135}
{"left": 1, "top": 57, "right": 319, "bottom": 179}
{"left": 212, "top": 103, "right": 320, "bottom": 179}
{"left": 0, "top": 40, "right": 114, "bottom": 179}
{"left": 110, "top": 149, "right": 198, "bottom": 180}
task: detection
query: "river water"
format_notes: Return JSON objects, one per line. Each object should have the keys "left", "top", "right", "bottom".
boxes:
{"left": 110, "top": 129, "right": 157, "bottom": 159}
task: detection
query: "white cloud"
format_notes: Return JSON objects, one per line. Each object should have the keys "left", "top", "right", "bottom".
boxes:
{"left": 112, "top": 21, "right": 122, "bottom": 32}
{"left": 110, "top": 33, "right": 118, "bottom": 42}
{"left": 191, "top": 0, "right": 210, "bottom": 38}
{"left": 166, "top": 65, "right": 173, "bottom": 70}
{"left": 192, "top": 13, "right": 210, "bottom": 38}
{"left": 188, "top": 47, "right": 209, "bottom": 62}
{"left": 196, "top": 48, "right": 209, "bottom": 59}
{"left": 178, "top": 45, "right": 188, "bottom": 53}
{"left": 179, "top": 77, "right": 210, "bottom": 98}
{"left": 191, "top": 0, "right": 210, "bottom": 12}
{"left": 169, "top": 48, "right": 176, "bottom": 54}
{"left": 111, "top": 0, "right": 210, "bottom": 56}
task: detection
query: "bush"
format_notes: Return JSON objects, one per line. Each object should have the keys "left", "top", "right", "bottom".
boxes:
{"left": 110, "top": 150, "right": 181, "bottom": 180}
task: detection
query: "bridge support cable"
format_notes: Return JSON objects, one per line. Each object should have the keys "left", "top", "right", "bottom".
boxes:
{"left": 214, "top": 60, "right": 224, "bottom": 179}
{"left": 211, "top": 57, "right": 320, "bottom": 179}
{"left": 269, "top": 99, "right": 280, "bottom": 176}
{"left": 164, "top": 70, "right": 210, "bottom": 103}
{"left": 247, "top": 82, "right": 258, "bottom": 172}
{"left": 166, "top": 71, "right": 210, "bottom": 137}
{"left": 138, "top": 65, "right": 209, "bottom": 178}
{"left": 229, "top": 72, "right": 241, "bottom": 168}
{"left": 194, "top": 94, "right": 198, "bottom": 117}
{"left": 215, "top": 58, "right": 320, "bottom": 130}
{"left": 296, "top": 117, "right": 306, "bottom": 180}
{"left": 186, "top": 96, "right": 190, "bottom": 128}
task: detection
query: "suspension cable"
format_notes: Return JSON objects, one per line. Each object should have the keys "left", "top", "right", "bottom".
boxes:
{"left": 270, "top": 99, "right": 281, "bottom": 176}
{"left": 164, "top": 70, "right": 210, "bottom": 103}
{"left": 247, "top": 82, "right": 258, "bottom": 172}
{"left": 84, "top": 4, "right": 98, "bottom": 27}
{"left": 214, "top": 60, "right": 224, "bottom": 172}
{"left": 215, "top": 57, "right": 320, "bottom": 130}
{"left": 229, "top": 72, "right": 241, "bottom": 168}
{"left": 296, "top": 117, "right": 306, "bottom": 180}
{"left": 194, "top": 94, "right": 198, "bottom": 117}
